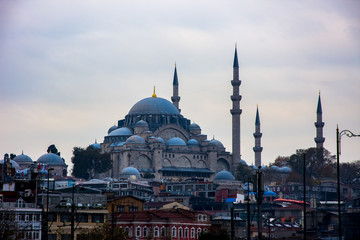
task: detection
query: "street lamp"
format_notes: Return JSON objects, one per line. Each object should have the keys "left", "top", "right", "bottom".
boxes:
{"left": 45, "top": 168, "right": 54, "bottom": 240}
{"left": 71, "top": 183, "right": 85, "bottom": 240}
{"left": 336, "top": 126, "right": 360, "bottom": 240}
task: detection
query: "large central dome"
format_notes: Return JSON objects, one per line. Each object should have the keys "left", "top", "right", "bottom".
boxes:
{"left": 128, "top": 97, "right": 180, "bottom": 115}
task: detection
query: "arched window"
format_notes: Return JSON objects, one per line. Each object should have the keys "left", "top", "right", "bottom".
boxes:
{"left": 191, "top": 227, "right": 195, "bottom": 238}
{"left": 154, "top": 226, "right": 159, "bottom": 237}
{"left": 185, "top": 227, "right": 189, "bottom": 238}
{"left": 178, "top": 227, "right": 183, "bottom": 238}
{"left": 172, "top": 226, "right": 176, "bottom": 237}
{"left": 136, "top": 226, "right": 141, "bottom": 238}
{"left": 143, "top": 226, "right": 147, "bottom": 237}
{"left": 197, "top": 228, "right": 202, "bottom": 238}
{"left": 161, "top": 227, "right": 166, "bottom": 237}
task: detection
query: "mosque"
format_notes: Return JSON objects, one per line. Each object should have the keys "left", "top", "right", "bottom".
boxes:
{"left": 101, "top": 48, "right": 246, "bottom": 180}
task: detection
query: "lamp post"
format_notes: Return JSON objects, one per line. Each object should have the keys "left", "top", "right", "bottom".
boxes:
{"left": 336, "top": 126, "right": 360, "bottom": 240}
{"left": 71, "top": 183, "right": 84, "bottom": 240}
{"left": 45, "top": 168, "right": 54, "bottom": 240}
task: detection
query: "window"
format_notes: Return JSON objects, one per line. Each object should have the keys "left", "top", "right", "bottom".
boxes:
{"left": 60, "top": 213, "right": 71, "bottom": 222}
{"left": 117, "top": 205, "right": 125, "bottom": 212}
{"left": 129, "top": 206, "right": 138, "bottom": 211}
{"left": 178, "top": 227, "right": 183, "bottom": 238}
{"left": 154, "top": 227, "right": 159, "bottom": 237}
{"left": 202, "top": 215, "right": 206, "bottom": 221}
{"left": 34, "top": 231, "right": 40, "bottom": 239}
{"left": 191, "top": 228, "right": 195, "bottom": 238}
{"left": 136, "top": 227, "right": 141, "bottom": 237}
{"left": 48, "top": 234, "right": 57, "bottom": 240}
{"left": 172, "top": 227, "right": 176, "bottom": 237}
{"left": 76, "top": 213, "right": 88, "bottom": 223}
{"left": 61, "top": 234, "right": 71, "bottom": 240}
{"left": 185, "top": 228, "right": 189, "bottom": 238}
{"left": 91, "top": 214, "right": 104, "bottom": 223}
{"left": 161, "top": 227, "right": 166, "bottom": 237}
{"left": 197, "top": 228, "right": 201, "bottom": 238}
{"left": 143, "top": 227, "right": 147, "bottom": 237}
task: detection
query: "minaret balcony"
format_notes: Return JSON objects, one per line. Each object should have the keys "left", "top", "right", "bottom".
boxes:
{"left": 171, "top": 96, "right": 180, "bottom": 102}
{"left": 253, "top": 146, "right": 263, "bottom": 152}
{"left": 230, "top": 109, "right": 242, "bottom": 115}
{"left": 231, "top": 80, "right": 241, "bottom": 86}
{"left": 314, "top": 122, "right": 325, "bottom": 127}
{"left": 253, "top": 133, "right": 262, "bottom": 138}
{"left": 231, "top": 95, "right": 242, "bottom": 101}
{"left": 314, "top": 137, "right": 325, "bottom": 143}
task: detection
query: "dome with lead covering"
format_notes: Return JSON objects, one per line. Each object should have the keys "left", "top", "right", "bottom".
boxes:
{"left": 0, "top": 159, "right": 21, "bottom": 171}
{"left": 135, "top": 120, "right": 149, "bottom": 127}
{"left": 166, "top": 137, "right": 186, "bottom": 146}
{"left": 125, "top": 135, "right": 146, "bottom": 144}
{"left": 187, "top": 139, "right": 199, "bottom": 146}
{"left": 37, "top": 153, "right": 66, "bottom": 166}
{"left": 13, "top": 154, "right": 33, "bottom": 163}
{"left": 209, "top": 139, "right": 224, "bottom": 148}
{"left": 121, "top": 167, "right": 141, "bottom": 177}
{"left": 128, "top": 97, "right": 180, "bottom": 116}
{"left": 214, "top": 170, "right": 235, "bottom": 181}
{"left": 108, "top": 127, "right": 132, "bottom": 136}
{"left": 108, "top": 125, "right": 118, "bottom": 134}
{"left": 189, "top": 123, "right": 201, "bottom": 130}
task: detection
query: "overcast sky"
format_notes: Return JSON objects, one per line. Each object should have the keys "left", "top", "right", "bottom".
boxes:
{"left": 0, "top": 0, "right": 359, "bottom": 171}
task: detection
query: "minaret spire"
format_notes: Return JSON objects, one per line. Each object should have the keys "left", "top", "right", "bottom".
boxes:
{"left": 314, "top": 92, "right": 325, "bottom": 159}
{"left": 230, "top": 45, "right": 242, "bottom": 169}
{"left": 171, "top": 63, "right": 181, "bottom": 112}
{"left": 253, "top": 105, "right": 263, "bottom": 167}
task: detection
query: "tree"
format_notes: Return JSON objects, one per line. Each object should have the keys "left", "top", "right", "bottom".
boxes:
{"left": 71, "top": 145, "right": 112, "bottom": 180}
{"left": 198, "top": 228, "right": 230, "bottom": 240}
{"left": 339, "top": 160, "right": 360, "bottom": 182}
{"left": 235, "top": 163, "right": 254, "bottom": 182}
{"left": 78, "top": 222, "right": 127, "bottom": 240}
{"left": 47, "top": 144, "right": 60, "bottom": 156}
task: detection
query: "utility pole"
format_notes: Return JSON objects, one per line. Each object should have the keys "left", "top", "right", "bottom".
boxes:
{"left": 303, "top": 154, "right": 307, "bottom": 240}
{"left": 231, "top": 207, "right": 234, "bottom": 240}
{"left": 256, "top": 167, "right": 264, "bottom": 240}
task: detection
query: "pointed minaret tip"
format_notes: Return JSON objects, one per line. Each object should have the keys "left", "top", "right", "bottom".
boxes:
{"left": 255, "top": 105, "right": 260, "bottom": 125}
{"left": 233, "top": 46, "right": 239, "bottom": 68}
{"left": 173, "top": 64, "right": 178, "bottom": 86}
{"left": 152, "top": 86, "right": 157, "bottom": 98}
{"left": 317, "top": 93, "right": 322, "bottom": 113}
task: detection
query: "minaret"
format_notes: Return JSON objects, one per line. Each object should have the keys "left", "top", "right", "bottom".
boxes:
{"left": 230, "top": 45, "right": 242, "bottom": 167}
{"left": 314, "top": 92, "right": 325, "bottom": 160}
{"left": 171, "top": 63, "right": 181, "bottom": 112}
{"left": 253, "top": 106, "right": 263, "bottom": 167}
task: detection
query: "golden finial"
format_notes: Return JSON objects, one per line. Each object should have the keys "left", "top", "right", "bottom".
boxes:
{"left": 152, "top": 86, "right": 157, "bottom": 98}
{"left": 175, "top": 62, "right": 176, "bottom": 67}
{"left": 235, "top": 42, "right": 237, "bottom": 49}
{"left": 319, "top": 90, "right": 321, "bottom": 95}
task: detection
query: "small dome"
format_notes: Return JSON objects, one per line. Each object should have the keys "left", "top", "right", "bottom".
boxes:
{"left": 108, "top": 127, "right": 133, "bottom": 136}
{"left": 271, "top": 165, "right": 280, "bottom": 171}
{"left": 166, "top": 137, "right": 186, "bottom": 146}
{"left": 279, "top": 167, "right": 291, "bottom": 173}
{"left": 153, "top": 137, "right": 165, "bottom": 144}
{"left": 125, "top": 135, "right": 146, "bottom": 144}
{"left": 90, "top": 142, "right": 101, "bottom": 149}
{"left": 209, "top": 139, "right": 224, "bottom": 148}
{"left": 0, "top": 159, "right": 21, "bottom": 171}
{"left": 187, "top": 139, "right": 199, "bottom": 146}
{"left": 240, "top": 159, "right": 247, "bottom": 166}
{"left": 135, "top": 120, "right": 149, "bottom": 127}
{"left": 189, "top": 123, "right": 201, "bottom": 130}
{"left": 214, "top": 170, "right": 235, "bottom": 181}
{"left": 108, "top": 125, "right": 118, "bottom": 134}
{"left": 13, "top": 154, "right": 33, "bottom": 163}
{"left": 37, "top": 153, "right": 66, "bottom": 166}
{"left": 250, "top": 165, "right": 258, "bottom": 170}
{"left": 121, "top": 167, "right": 140, "bottom": 177}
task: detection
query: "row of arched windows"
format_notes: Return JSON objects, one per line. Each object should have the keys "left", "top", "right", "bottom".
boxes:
{"left": 124, "top": 225, "right": 207, "bottom": 239}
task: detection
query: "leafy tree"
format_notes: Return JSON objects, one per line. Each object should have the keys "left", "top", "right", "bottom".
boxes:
{"left": 143, "top": 171, "right": 155, "bottom": 178}
{"left": 78, "top": 222, "right": 127, "bottom": 240}
{"left": 287, "top": 147, "right": 335, "bottom": 182}
{"left": 272, "top": 156, "right": 290, "bottom": 167}
{"left": 47, "top": 144, "right": 60, "bottom": 156}
{"left": 235, "top": 163, "right": 254, "bottom": 182}
{"left": 71, "top": 145, "right": 112, "bottom": 180}
{"left": 198, "top": 228, "right": 230, "bottom": 240}
{"left": 339, "top": 160, "right": 360, "bottom": 182}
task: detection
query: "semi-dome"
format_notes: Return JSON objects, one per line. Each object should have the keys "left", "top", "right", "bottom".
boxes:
{"left": 13, "top": 154, "right": 33, "bottom": 163}
{"left": 152, "top": 137, "right": 165, "bottom": 144}
{"left": 135, "top": 120, "right": 149, "bottom": 127}
{"left": 209, "top": 139, "right": 224, "bottom": 148}
{"left": 187, "top": 139, "right": 199, "bottom": 146}
{"left": 108, "top": 127, "right": 133, "bottom": 136}
{"left": 279, "top": 166, "right": 291, "bottom": 173}
{"left": 214, "top": 170, "right": 235, "bottom": 181}
{"left": 125, "top": 135, "right": 146, "bottom": 144}
{"left": 240, "top": 159, "right": 247, "bottom": 166}
{"left": 0, "top": 159, "right": 21, "bottom": 171}
{"left": 90, "top": 142, "right": 101, "bottom": 149}
{"left": 121, "top": 167, "right": 141, "bottom": 177}
{"left": 37, "top": 153, "right": 66, "bottom": 166}
{"left": 189, "top": 123, "right": 201, "bottom": 130}
{"left": 108, "top": 125, "right": 118, "bottom": 134}
{"left": 166, "top": 137, "right": 186, "bottom": 146}
{"left": 128, "top": 97, "right": 180, "bottom": 116}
